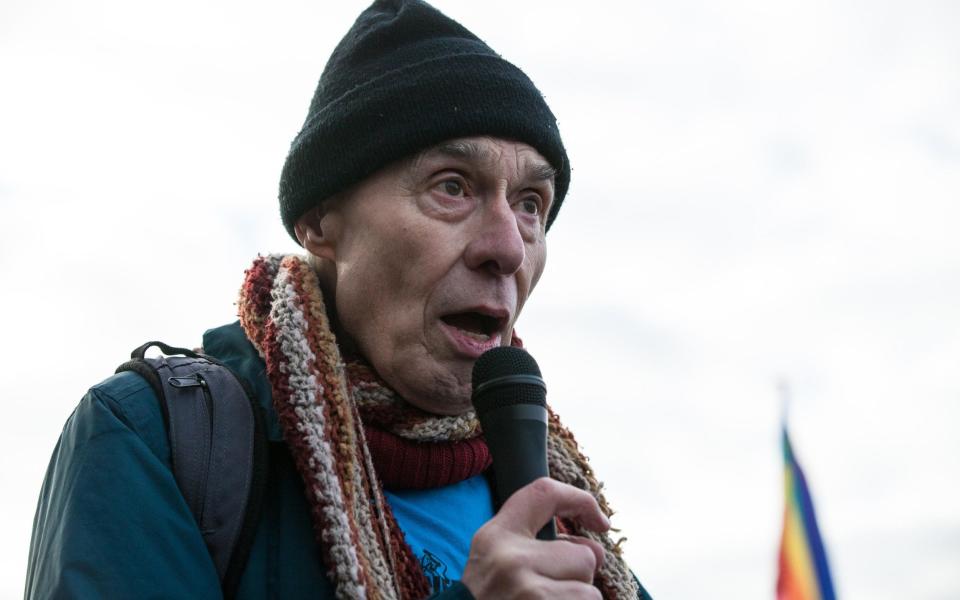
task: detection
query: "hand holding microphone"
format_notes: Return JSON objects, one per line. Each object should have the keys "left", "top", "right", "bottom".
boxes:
{"left": 461, "top": 347, "right": 609, "bottom": 599}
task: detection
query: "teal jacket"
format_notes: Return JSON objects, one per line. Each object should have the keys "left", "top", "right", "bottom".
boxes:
{"left": 26, "top": 322, "right": 351, "bottom": 598}
{"left": 26, "top": 322, "right": 649, "bottom": 599}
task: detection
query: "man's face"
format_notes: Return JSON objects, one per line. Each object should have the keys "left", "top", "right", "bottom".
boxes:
{"left": 315, "top": 137, "right": 555, "bottom": 415}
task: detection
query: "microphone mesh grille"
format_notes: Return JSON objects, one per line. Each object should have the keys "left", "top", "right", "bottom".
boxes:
{"left": 472, "top": 347, "right": 542, "bottom": 387}
{"left": 471, "top": 347, "right": 546, "bottom": 417}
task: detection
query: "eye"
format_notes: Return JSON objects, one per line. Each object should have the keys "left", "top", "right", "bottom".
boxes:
{"left": 518, "top": 196, "right": 542, "bottom": 216}
{"left": 439, "top": 179, "right": 464, "bottom": 197}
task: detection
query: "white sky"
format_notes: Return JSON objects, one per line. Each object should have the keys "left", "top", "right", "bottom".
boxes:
{"left": 2, "top": 0, "right": 958, "bottom": 598}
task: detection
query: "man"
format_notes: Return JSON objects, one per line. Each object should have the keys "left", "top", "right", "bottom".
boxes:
{"left": 26, "top": 1, "right": 651, "bottom": 598}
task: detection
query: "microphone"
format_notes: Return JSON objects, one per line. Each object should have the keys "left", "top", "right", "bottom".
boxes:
{"left": 472, "top": 346, "right": 556, "bottom": 541}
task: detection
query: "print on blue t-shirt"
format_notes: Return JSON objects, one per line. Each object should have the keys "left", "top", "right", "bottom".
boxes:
{"left": 419, "top": 548, "right": 451, "bottom": 592}
{"left": 384, "top": 474, "right": 495, "bottom": 593}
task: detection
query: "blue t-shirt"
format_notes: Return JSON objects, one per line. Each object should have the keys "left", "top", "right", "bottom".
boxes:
{"left": 384, "top": 474, "right": 494, "bottom": 593}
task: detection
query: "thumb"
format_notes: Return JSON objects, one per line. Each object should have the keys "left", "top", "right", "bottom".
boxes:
{"left": 496, "top": 477, "right": 610, "bottom": 538}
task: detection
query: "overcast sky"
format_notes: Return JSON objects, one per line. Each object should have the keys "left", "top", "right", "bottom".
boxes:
{"left": 2, "top": 0, "right": 958, "bottom": 598}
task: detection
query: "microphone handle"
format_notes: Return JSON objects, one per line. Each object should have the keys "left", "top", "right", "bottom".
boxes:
{"left": 481, "top": 405, "right": 557, "bottom": 540}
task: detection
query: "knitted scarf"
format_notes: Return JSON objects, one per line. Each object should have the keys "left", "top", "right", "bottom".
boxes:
{"left": 237, "top": 254, "right": 638, "bottom": 600}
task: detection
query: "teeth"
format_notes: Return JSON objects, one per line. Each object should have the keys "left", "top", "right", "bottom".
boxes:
{"left": 459, "top": 328, "right": 491, "bottom": 341}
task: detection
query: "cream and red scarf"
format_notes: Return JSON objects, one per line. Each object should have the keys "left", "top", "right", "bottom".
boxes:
{"left": 237, "top": 254, "right": 638, "bottom": 599}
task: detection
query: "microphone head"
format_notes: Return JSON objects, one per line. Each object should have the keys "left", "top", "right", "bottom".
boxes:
{"left": 471, "top": 347, "right": 546, "bottom": 416}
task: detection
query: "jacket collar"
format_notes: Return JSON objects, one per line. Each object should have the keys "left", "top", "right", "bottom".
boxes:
{"left": 202, "top": 320, "right": 284, "bottom": 441}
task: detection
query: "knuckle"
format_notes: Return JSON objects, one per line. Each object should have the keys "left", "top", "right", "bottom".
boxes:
{"left": 527, "top": 476, "right": 557, "bottom": 499}
{"left": 515, "top": 579, "right": 545, "bottom": 600}
{"left": 471, "top": 521, "right": 512, "bottom": 554}
{"left": 471, "top": 524, "right": 495, "bottom": 549}
{"left": 578, "top": 544, "right": 598, "bottom": 573}
{"left": 508, "top": 546, "right": 535, "bottom": 571}
{"left": 565, "top": 542, "right": 596, "bottom": 577}
{"left": 566, "top": 584, "right": 602, "bottom": 600}
{"left": 471, "top": 526, "right": 526, "bottom": 567}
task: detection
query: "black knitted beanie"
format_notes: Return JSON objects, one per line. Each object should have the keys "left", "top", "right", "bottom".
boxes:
{"left": 279, "top": 0, "right": 570, "bottom": 241}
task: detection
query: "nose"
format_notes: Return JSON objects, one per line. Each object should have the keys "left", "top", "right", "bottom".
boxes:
{"left": 463, "top": 193, "right": 525, "bottom": 276}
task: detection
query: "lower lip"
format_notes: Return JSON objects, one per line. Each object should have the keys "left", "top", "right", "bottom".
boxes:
{"left": 440, "top": 321, "right": 502, "bottom": 358}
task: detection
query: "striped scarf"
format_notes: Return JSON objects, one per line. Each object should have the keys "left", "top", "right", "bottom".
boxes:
{"left": 237, "top": 254, "right": 638, "bottom": 599}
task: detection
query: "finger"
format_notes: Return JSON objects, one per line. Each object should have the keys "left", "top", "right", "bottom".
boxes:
{"left": 559, "top": 534, "right": 606, "bottom": 572}
{"left": 541, "top": 579, "right": 603, "bottom": 600}
{"left": 533, "top": 538, "right": 599, "bottom": 583}
{"left": 497, "top": 477, "right": 610, "bottom": 537}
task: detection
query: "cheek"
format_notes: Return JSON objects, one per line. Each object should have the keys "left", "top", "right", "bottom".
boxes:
{"left": 335, "top": 230, "right": 437, "bottom": 345}
{"left": 520, "top": 244, "right": 547, "bottom": 302}
{"left": 337, "top": 258, "right": 400, "bottom": 332}
{"left": 530, "top": 244, "right": 547, "bottom": 286}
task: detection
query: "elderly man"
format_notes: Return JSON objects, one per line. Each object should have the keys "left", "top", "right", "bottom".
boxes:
{"left": 26, "top": 1, "right": 651, "bottom": 598}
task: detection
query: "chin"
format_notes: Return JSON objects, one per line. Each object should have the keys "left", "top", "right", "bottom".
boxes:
{"left": 399, "top": 369, "right": 473, "bottom": 416}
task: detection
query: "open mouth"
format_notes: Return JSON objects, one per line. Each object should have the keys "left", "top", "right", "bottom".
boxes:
{"left": 440, "top": 311, "right": 504, "bottom": 341}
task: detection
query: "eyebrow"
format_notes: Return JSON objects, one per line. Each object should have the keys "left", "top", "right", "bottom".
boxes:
{"left": 428, "top": 140, "right": 557, "bottom": 183}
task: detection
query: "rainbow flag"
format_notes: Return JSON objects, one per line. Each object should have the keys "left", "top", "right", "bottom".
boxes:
{"left": 777, "top": 426, "right": 836, "bottom": 600}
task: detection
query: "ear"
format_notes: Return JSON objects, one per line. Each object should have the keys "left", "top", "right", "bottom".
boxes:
{"left": 295, "top": 205, "right": 337, "bottom": 261}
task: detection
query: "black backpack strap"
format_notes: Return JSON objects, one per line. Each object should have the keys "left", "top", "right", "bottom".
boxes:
{"left": 117, "top": 342, "right": 267, "bottom": 599}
